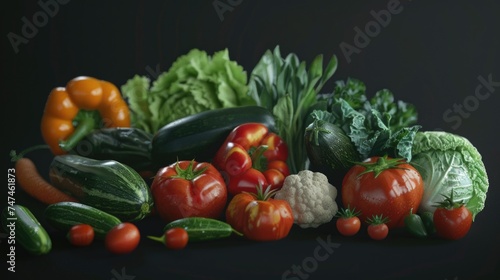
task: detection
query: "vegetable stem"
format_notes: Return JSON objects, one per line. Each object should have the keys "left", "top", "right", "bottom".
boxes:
{"left": 59, "top": 115, "right": 96, "bottom": 152}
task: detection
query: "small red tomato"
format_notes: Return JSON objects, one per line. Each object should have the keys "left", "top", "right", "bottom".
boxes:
{"left": 67, "top": 224, "right": 95, "bottom": 246}
{"left": 335, "top": 207, "right": 361, "bottom": 236}
{"left": 105, "top": 223, "right": 140, "bottom": 254}
{"left": 165, "top": 228, "right": 189, "bottom": 250}
{"left": 433, "top": 193, "right": 473, "bottom": 240}
{"left": 366, "top": 215, "right": 390, "bottom": 240}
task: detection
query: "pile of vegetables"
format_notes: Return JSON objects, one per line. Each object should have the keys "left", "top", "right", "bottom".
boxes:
{"left": 4, "top": 45, "right": 490, "bottom": 256}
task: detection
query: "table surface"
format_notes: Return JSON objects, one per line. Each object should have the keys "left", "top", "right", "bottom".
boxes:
{"left": 3, "top": 1, "right": 500, "bottom": 279}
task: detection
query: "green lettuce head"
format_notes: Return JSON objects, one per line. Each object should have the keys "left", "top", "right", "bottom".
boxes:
{"left": 122, "top": 49, "right": 255, "bottom": 133}
{"left": 411, "top": 131, "right": 489, "bottom": 219}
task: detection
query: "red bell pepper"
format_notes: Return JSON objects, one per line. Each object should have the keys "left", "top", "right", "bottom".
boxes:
{"left": 213, "top": 123, "right": 289, "bottom": 195}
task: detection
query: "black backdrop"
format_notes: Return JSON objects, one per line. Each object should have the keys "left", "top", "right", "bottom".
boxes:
{"left": 2, "top": 1, "right": 500, "bottom": 279}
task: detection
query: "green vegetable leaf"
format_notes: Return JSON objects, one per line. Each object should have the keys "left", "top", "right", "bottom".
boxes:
{"left": 248, "top": 46, "right": 338, "bottom": 173}
{"left": 121, "top": 75, "right": 154, "bottom": 133}
{"left": 411, "top": 131, "right": 489, "bottom": 219}
{"left": 122, "top": 48, "right": 253, "bottom": 133}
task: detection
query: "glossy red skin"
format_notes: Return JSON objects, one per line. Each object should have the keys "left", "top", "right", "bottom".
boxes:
{"left": 336, "top": 217, "right": 361, "bottom": 237}
{"left": 260, "top": 132, "right": 288, "bottom": 162}
{"left": 150, "top": 161, "right": 227, "bottom": 222}
{"left": 227, "top": 168, "right": 268, "bottom": 195}
{"left": 434, "top": 206, "right": 472, "bottom": 240}
{"left": 214, "top": 123, "right": 289, "bottom": 195}
{"left": 67, "top": 224, "right": 95, "bottom": 246}
{"left": 105, "top": 223, "right": 140, "bottom": 254}
{"left": 367, "top": 224, "right": 389, "bottom": 240}
{"left": 226, "top": 192, "right": 294, "bottom": 241}
{"left": 342, "top": 157, "right": 424, "bottom": 229}
{"left": 165, "top": 228, "right": 189, "bottom": 250}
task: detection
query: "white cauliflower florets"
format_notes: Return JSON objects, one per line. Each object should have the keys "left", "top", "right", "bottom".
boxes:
{"left": 275, "top": 170, "right": 338, "bottom": 228}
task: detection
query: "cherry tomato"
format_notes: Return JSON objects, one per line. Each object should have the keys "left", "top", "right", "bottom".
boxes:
{"left": 368, "top": 224, "right": 389, "bottom": 241}
{"left": 342, "top": 156, "right": 423, "bottom": 228}
{"left": 433, "top": 193, "right": 473, "bottom": 240}
{"left": 337, "top": 217, "right": 361, "bottom": 237}
{"left": 335, "top": 207, "right": 361, "bottom": 236}
{"left": 226, "top": 185, "right": 293, "bottom": 241}
{"left": 105, "top": 223, "right": 140, "bottom": 254}
{"left": 150, "top": 160, "right": 227, "bottom": 222}
{"left": 165, "top": 228, "right": 189, "bottom": 250}
{"left": 67, "top": 224, "right": 95, "bottom": 246}
{"left": 366, "top": 215, "right": 389, "bottom": 240}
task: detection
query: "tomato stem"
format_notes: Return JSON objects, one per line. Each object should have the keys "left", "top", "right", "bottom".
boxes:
{"left": 246, "top": 183, "right": 277, "bottom": 201}
{"left": 366, "top": 214, "right": 390, "bottom": 225}
{"left": 355, "top": 155, "right": 409, "bottom": 178}
{"left": 173, "top": 160, "right": 208, "bottom": 181}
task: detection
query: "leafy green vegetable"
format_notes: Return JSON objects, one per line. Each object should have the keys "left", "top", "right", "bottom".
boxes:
{"left": 121, "top": 49, "right": 255, "bottom": 133}
{"left": 248, "top": 46, "right": 338, "bottom": 173}
{"left": 314, "top": 78, "right": 420, "bottom": 161}
{"left": 410, "top": 131, "right": 489, "bottom": 219}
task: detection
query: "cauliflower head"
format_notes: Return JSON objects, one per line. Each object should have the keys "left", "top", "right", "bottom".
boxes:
{"left": 275, "top": 170, "right": 338, "bottom": 228}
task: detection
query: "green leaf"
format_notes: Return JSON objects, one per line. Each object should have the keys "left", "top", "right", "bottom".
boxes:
{"left": 308, "top": 54, "right": 324, "bottom": 83}
{"left": 121, "top": 75, "right": 153, "bottom": 133}
{"left": 318, "top": 55, "right": 338, "bottom": 91}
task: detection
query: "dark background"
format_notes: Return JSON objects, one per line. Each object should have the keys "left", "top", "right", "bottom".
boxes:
{"left": 2, "top": 1, "right": 499, "bottom": 279}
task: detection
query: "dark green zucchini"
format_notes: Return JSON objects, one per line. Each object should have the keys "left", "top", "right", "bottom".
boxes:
{"left": 70, "top": 127, "right": 153, "bottom": 173}
{"left": 44, "top": 202, "right": 122, "bottom": 239}
{"left": 305, "top": 119, "right": 360, "bottom": 183}
{"left": 49, "top": 155, "right": 153, "bottom": 222}
{"left": 1, "top": 205, "right": 52, "bottom": 255}
{"left": 151, "top": 106, "right": 276, "bottom": 168}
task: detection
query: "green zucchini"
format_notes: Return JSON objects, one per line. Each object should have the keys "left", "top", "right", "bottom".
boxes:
{"left": 151, "top": 106, "right": 276, "bottom": 168}
{"left": 70, "top": 127, "right": 154, "bottom": 173}
{"left": 44, "top": 202, "right": 121, "bottom": 239}
{"left": 304, "top": 119, "right": 360, "bottom": 183}
{"left": 163, "top": 217, "right": 242, "bottom": 242}
{"left": 49, "top": 154, "right": 153, "bottom": 221}
{"left": 1, "top": 205, "right": 52, "bottom": 255}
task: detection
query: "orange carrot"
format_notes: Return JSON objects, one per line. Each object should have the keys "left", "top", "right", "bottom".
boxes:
{"left": 15, "top": 157, "right": 78, "bottom": 204}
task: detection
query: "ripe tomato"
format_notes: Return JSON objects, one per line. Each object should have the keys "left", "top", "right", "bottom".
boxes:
{"left": 366, "top": 215, "right": 390, "bottom": 240}
{"left": 433, "top": 194, "right": 473, "bottom": 240}
{"left": 335, "top": 207, "right": 361, "bottom": 236}
{"left": 67, "top": 224, "right": 94, "bottom": 246}
{"left": 150, "top": 160, "right": 227, "bottom": 222}
{"left": 165, "top": 228, "right": 189, "bottom": 250}
{"left": 105, "top": 223, "right": 140, "bottom": 254}
{"left": 337, "top": 218, "right": 361, "bottom": 237}
{"left": 342, "top": 156, "right": 424, "bottom": 228}
{"left": 226, "top": 185, "right": 293, "bottom": 241}
{"left": 367, "top": 224, "right": 389, "bottom": 240}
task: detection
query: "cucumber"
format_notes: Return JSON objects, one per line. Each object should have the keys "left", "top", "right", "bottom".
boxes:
{"left": 151, "top": 106, "right": 276, "bottom": 168}
{"left": 1, "top": 205, "right": 52, "bottom": 255}
{"left": 49, "top": 154, "right": 153, "bottom": 221}
{"left": 163, "top": 217, "right": 242, "bottom": 242}
{"left": 44, "top": 202, "right": 121, "bottom": 239}
{"left": 305, "top": 119, "right": 360, "bottom": 184}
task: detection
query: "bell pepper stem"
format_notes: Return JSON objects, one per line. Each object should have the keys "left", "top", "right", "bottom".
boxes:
{"left": 59, "top": 116, "right": 96, "bottom": 152}
{"left": 250, "top": 145, "right": 268, "bottom": 171}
